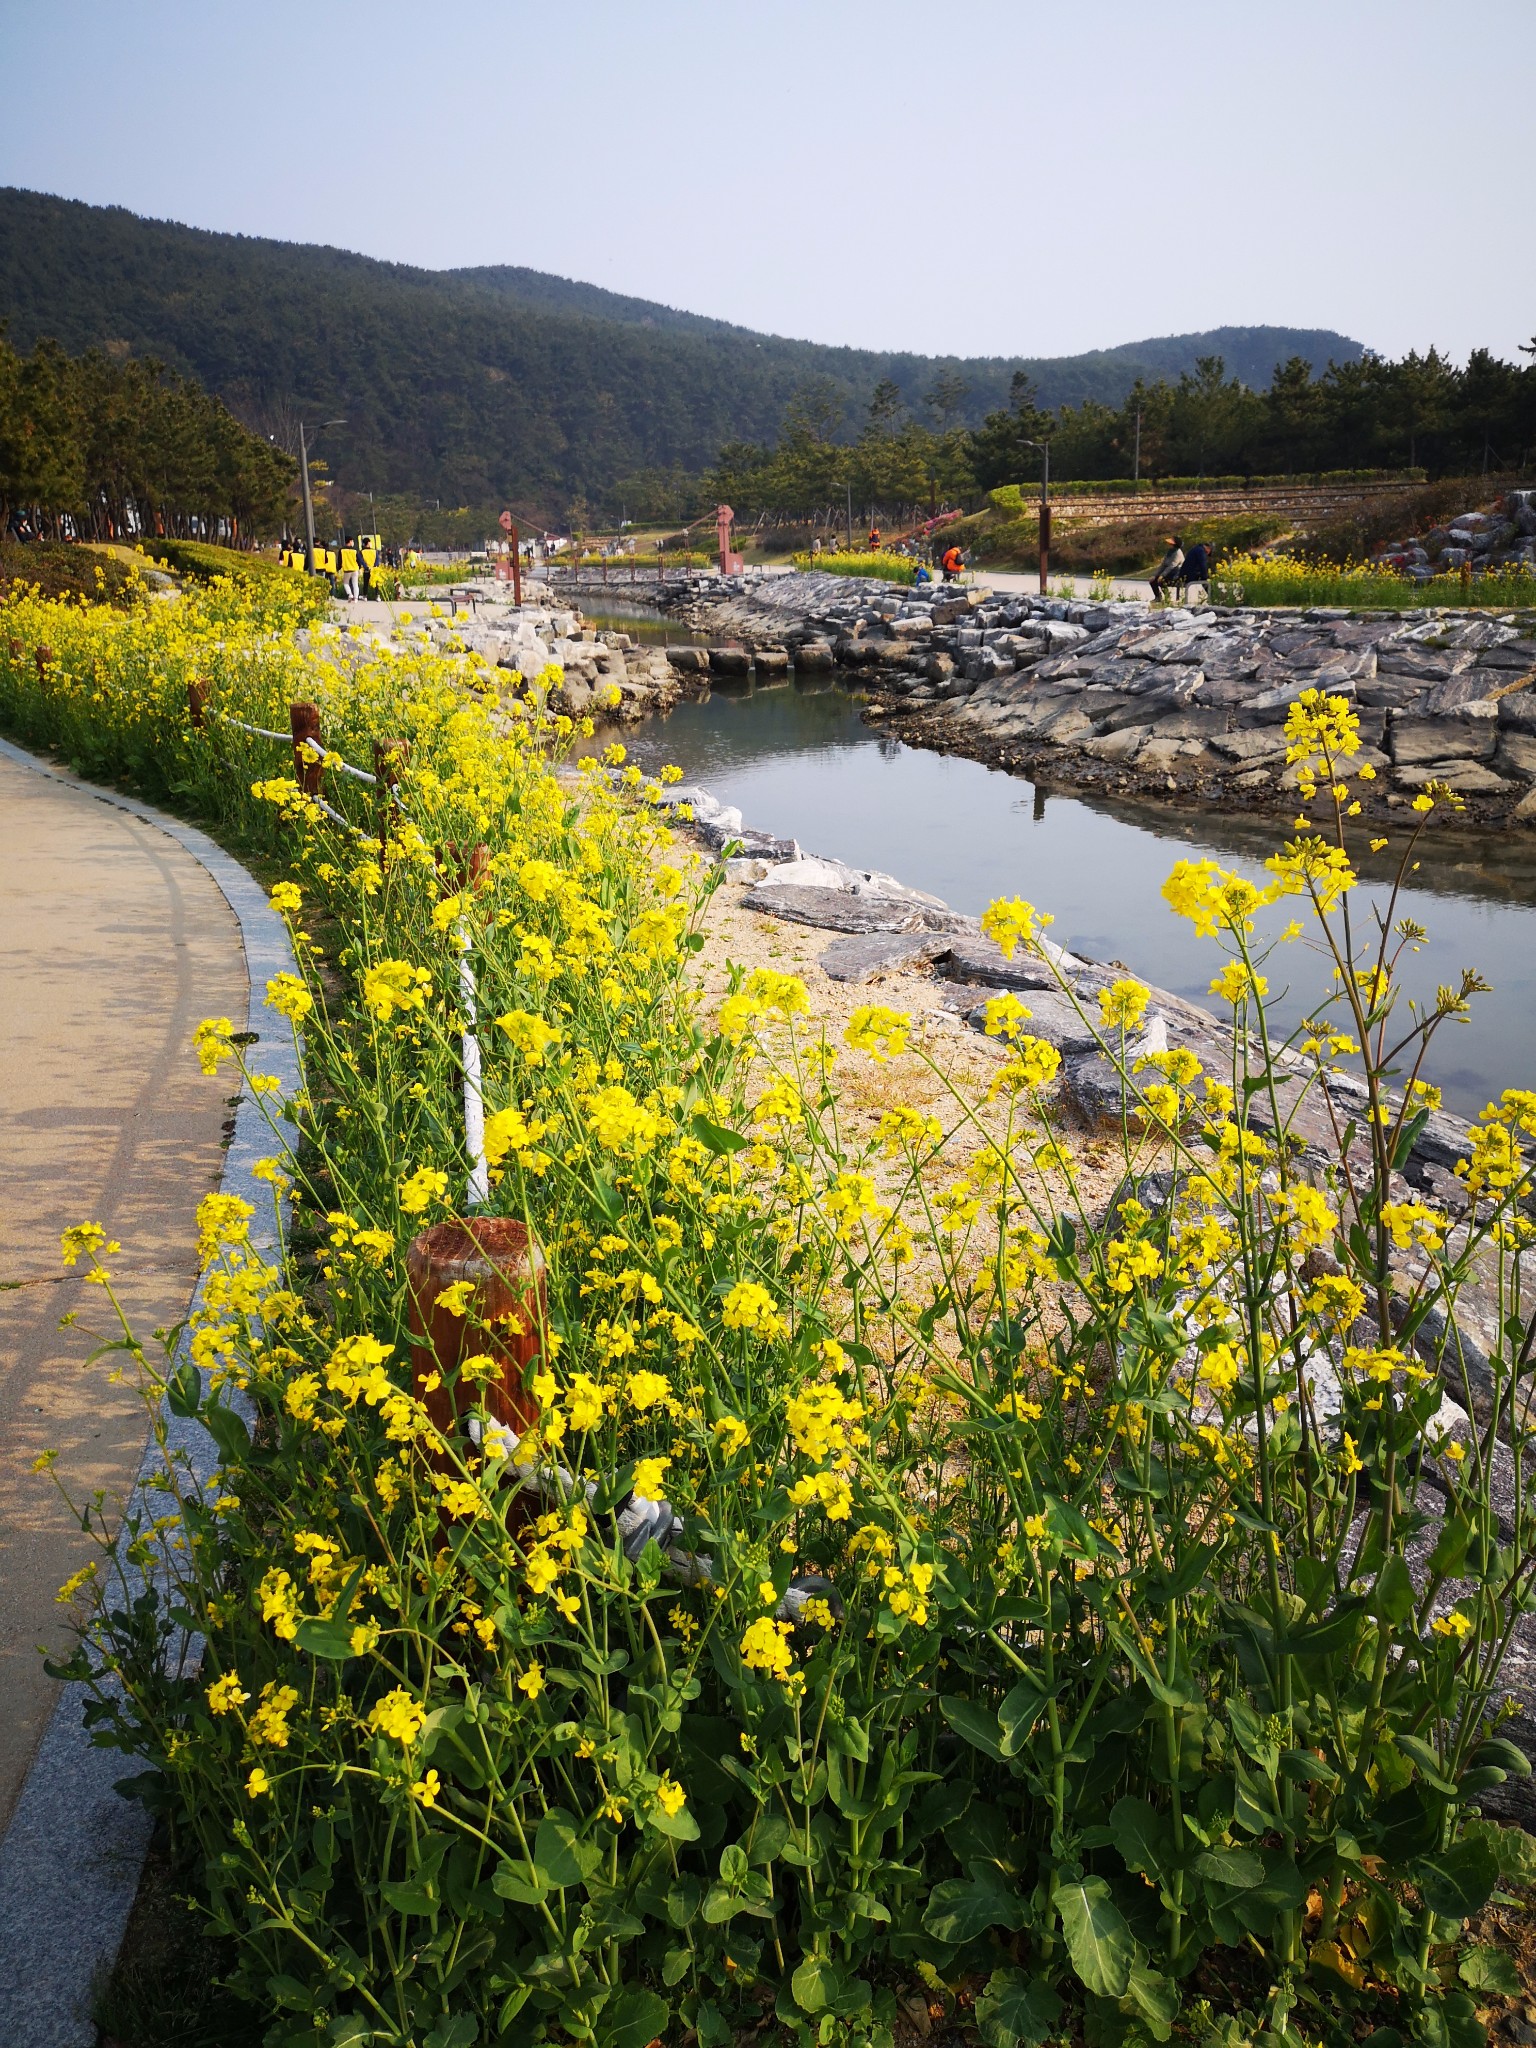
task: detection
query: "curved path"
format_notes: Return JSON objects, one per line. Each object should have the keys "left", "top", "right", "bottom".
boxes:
{"left": 0, "top": 750, "right": 247, "bottom": 1832}
{"left": 0, "top": 740, "right": 301, "bottom": 2046}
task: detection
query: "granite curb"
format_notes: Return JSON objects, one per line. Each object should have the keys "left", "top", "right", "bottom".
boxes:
{"left": 0, "top": 738, "right": 300, "bottom": 2048}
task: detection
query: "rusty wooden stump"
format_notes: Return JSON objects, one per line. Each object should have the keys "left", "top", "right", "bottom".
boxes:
{"left": 373, "top": 737, "right": 408, "bottom": 851}
{"left": 406, "top": 1216, "right": 545, "bottom": 1450}
{"left": 290, "top": 700, "right": 324, "bottom": 795}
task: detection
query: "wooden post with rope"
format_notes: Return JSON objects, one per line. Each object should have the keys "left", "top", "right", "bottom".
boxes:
{"left": 373, "top": 737, "right": 408, "bottom": 851}
{"left": 290, "top": 701, "right": 324, "bottom": 796}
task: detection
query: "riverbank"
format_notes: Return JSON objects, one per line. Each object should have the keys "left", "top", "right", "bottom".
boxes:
{"left": 607, "top": 570, "right": 1536, "bottom": 830}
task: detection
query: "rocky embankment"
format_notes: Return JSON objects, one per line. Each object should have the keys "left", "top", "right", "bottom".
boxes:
{"left": 337, "top": 591, "right": 702, "bottom": 724}
{"left": 643, "top": 571, "right": 1536, "bottom": 826}
{"left": 1382, "top": 486, "right": 1536, "bottom": 580}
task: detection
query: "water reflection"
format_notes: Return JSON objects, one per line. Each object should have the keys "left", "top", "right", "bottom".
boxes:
{"left": 604, "top": 669, "right": 1536, "bottom": 1120}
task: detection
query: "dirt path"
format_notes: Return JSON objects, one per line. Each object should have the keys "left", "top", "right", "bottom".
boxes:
{"left": 0, "top": 751, "right": 247, "bottom": 1838}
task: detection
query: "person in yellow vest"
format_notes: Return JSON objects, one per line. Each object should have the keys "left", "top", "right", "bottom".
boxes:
{"left": 339, "top": 538, "right": 361, "bottom": 601}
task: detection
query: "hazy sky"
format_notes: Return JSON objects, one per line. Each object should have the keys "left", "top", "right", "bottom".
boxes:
{"left": 5, "top": 0, "right": 1532, "bottom": 367}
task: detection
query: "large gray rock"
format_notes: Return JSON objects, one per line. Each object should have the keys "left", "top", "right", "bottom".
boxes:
{"left": 1392, "top": 760, "right": 1514, "bottom": 794}
{"left": 966, "top": 985, "right": 1099, "bottom": 1055}
{"left": 742, "top": 886, "right": 965, "bottom": 935}
{"left": 819, "top": 933, "right": 950, "bottom": 982}
{"left": 1390, "top": 714, "right": 1498, "bottom": 764}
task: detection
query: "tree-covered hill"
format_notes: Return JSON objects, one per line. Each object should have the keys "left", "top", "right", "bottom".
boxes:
{"left": 0, "top": 188, "right": 1362, "bottom": 517}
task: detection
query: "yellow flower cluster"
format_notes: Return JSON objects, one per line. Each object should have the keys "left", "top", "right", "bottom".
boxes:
{"left": 980, "top": 896, "right": 1051, "bottom": 960}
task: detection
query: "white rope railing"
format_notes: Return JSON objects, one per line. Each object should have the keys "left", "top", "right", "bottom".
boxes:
{"left": 457, "top": 922, "right": 490, "bottom": 1209}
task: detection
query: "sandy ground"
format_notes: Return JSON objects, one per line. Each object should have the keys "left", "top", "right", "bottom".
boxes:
{"left": 0, "top": 756, "right": 246, "bottom": 1837}
{"left": 681, "top": 851, "right": 1132, "bottom": 1235}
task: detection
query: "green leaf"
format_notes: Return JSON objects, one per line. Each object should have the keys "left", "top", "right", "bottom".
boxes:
{"left": 939, "top": 1694, "right": 1004, "bottom": 1761}
{"left": 1284, "top": 1598, "right": 1369, "bottom": 1658}
{"left": 1109, "top": 1796, "right": 1166, "bottom": 1879}
{"left": 1429, "top": 1515, "right": 1474, "bottom": 1580}
{"left": 1470, "top": 1739, "right": 1531, "bottom": 1780}
{"left": 534, "top": 1809, "right": 600, "bottom": 1889}
{"left": 923, "top": 1869, "right": 1028, "bottom": 1945}
{"left": 662, "top": 1946, "right": 692, "bottom": 1987}
{"left": 646, "top": 1799, "right": 699, "bottom": 1841}
{"left": 691, "top": 1113, "right": 748, "bottom": 1154}
{"left": 976, "top": 1968, "right": 1064, "bottom": 2048}
{"left": 203, "top": 1398, "right": 250, "bottom": 1462}
{"left": 167, "top": 1356, "right": 202, "bottom": 1418}
{"left": 294, "top": 1560, "right": 368, "bottom": 1660}
{"left": 1057, "top": 1877, "right": 1133, "bottom": 1999}
{"left": 747, "top": 1811, "right": 791, "bottom": 1865}
{"left": 1125, "top": 1957, "right": 1179, "bottom": 2041}
{"left": 719, "top": 1842, "right": 749, "bottom": 1885}
{"left": 424, "top": 2019, "right": 478, "bottom": 2048}
{"left": 998, "top": 1673, "right": 1051, "bottom": 1757}
{"left": 381, "top": 1877, "right": 439, "bottom": 1917}
{"left": 1397, "top": 1733, "right": 1458, "bottom": 1797}
{"left": 791, "top": 1955, "right": 870, "bottom": 2018}
{"left": 1415, "top": 1836, "right": 1499, "bottom": 1920}
{"left": 1280, "top": 1748, "right": 1338, "bottom": 1785}
{"left": 1374, "top": 1555, "right": 1417, "bottom": 1625}
{"left": 596, "top": 1986, "right": 670, "bottom": 2048}
{"left": 1391, "top": 1106, "right": 1431, "bottom": 1171}
{"left": 266, "top": 1975, "right": 315, "bottom": 2013}
{"left": 1194, "top": 1845, "right": 1266, "bottom": 1890}
{"left": 1459, "top": 1947, "right": 1519, "bottom": 1996}
{"left": 490, "top": 1859, "right": 548, "bottom": 1906}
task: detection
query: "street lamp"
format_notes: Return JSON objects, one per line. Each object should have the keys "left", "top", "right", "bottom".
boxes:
{"left": 1019, "top": 438, "right": 1051, "bottom": 595}
{"left": 298, "top": 419, "right": 347, "bottom": 575}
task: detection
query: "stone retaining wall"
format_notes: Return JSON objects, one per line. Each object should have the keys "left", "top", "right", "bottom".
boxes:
{"left": 649, "top": 571, "right": 1536, "bottom": 826}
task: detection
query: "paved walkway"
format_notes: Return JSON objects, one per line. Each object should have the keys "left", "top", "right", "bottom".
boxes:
{"left": 965, "top": 567, "right": 1154, "bottom": 601}
{"left": 0, "top": 753, "right": 246, "bottom": 1837}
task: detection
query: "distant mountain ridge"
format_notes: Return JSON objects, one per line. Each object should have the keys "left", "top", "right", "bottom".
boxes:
{"left": 0, "top": 188, "right": 1365, "bottom": 512}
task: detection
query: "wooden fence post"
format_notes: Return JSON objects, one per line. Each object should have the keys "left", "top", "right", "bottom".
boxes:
{"left": 373, "top": 736, "right": 408, "bottom": 851}
{"left": 187, "top": 678, "right": 209, "bottom": 728}
{"left": 35, "top": 645, "right": 53, "bottom": 684}
{"left": 407, "top": 1217, "right": 546, "bottom": 1448}
{"left": 290, "top": 701, "right": 324, "bottom": 795}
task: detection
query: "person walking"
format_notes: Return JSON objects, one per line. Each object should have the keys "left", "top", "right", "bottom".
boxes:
{"left": 1149, "top": 536, "right": 1184, "bottom": 602}
{"left": 1180, "top": 539, "right": 1212, "bottom": 602}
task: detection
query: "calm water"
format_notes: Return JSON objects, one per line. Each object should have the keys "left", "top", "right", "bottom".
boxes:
{"left": 592, "top": 635, "right": 1536, "bottom": 1120}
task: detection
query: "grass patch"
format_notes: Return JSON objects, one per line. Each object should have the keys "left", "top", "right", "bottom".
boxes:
{"left": 93, "top": 1830, "right": 262, "bottom": 2048}
{"left": 954, "top": 507, "right": 1289, "bottom": 575}
{"left": 142, "top": 539, "right": 306, "bottom": 589}
{"left": 0, "top": 539, "right": 143, "bottom": 607}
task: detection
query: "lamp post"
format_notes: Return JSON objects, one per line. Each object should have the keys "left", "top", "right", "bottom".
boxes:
{"left": 1019, "top": 438, "right": 1051, "bottom": 595}
{"left": 298, "top": 418, "right": 347, "bottom": 575}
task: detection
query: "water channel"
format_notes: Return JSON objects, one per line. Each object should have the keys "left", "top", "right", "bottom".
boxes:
{"left": 585, "top": 606, "right": 1536, "bottom": 1120}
